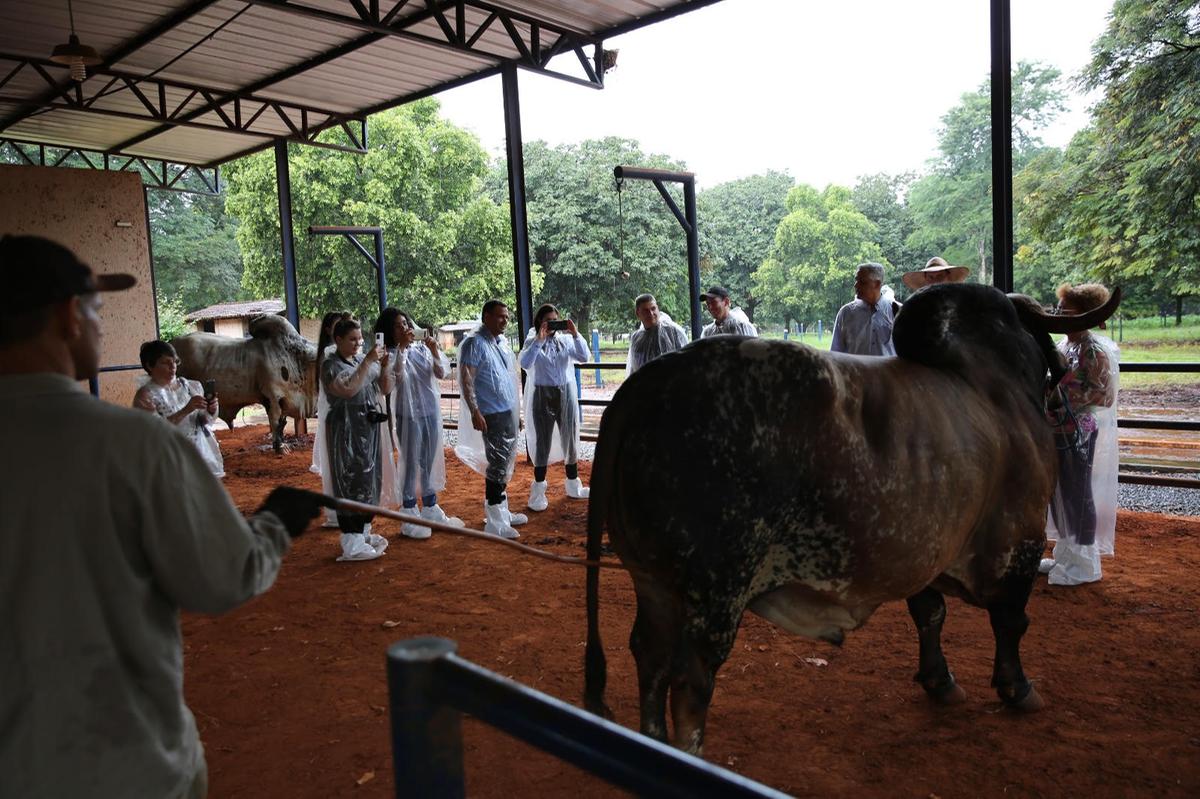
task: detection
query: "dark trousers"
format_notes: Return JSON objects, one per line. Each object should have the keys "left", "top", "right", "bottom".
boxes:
{"left": 530, "top": 384, "right": 578, "bottom": 468}
{"left": 483, "top": 410, "right": 517, "bottom": 486}
{"left": 1052, "top": 429, "right": 1099, "bottom": 546}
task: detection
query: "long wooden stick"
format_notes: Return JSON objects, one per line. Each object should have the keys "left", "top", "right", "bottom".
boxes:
{"left": 327, "top": 496, "right": 626, "bottom": 570}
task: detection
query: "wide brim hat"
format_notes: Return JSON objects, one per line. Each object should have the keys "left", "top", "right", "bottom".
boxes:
{"left": 902, "top": 257, "right": 970, "bottom": 290}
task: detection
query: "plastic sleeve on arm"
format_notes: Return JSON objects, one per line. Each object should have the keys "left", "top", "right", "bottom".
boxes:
{"left": 327, "top": 361, "right": 371, "bottom": 399}
{"left": 572, "top": 334, "right": 591, "bottom": 362}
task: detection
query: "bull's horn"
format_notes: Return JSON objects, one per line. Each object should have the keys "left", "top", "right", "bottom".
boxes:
{"left": 1008, "top": 287, "right": 1121, "bottom": 334}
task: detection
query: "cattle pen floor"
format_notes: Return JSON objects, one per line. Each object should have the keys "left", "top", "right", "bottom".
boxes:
{"left": 185, "top": 425, "right": 1200, "bottom": 799}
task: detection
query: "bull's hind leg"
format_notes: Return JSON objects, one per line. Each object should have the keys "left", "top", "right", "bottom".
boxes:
{"left": 668, "top": 604, "right": 741, "bottom": 755}
{"left": 629, "top": 588, "right": 681, "bottom": 743}
{"left": 906, "top": 587, "right": 967, "bottom": 704}
{"left": 987, "top": 540, "right": 1044, "bottom": 711}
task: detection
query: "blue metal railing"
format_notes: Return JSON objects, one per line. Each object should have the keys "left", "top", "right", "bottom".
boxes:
{"left": 386, "top": 637, "right": 789, "bottom": 799}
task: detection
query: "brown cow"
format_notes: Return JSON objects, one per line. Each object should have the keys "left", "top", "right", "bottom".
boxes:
{"left": 173, "top": 315, "right": 317, "bottom": 453}
{"left": 583, "top": 283, "right": 1120, "bottom": 754}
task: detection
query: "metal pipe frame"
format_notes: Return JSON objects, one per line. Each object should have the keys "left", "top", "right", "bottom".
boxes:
{"left": 0, "top": 54, "right": 368, "bottom": 156}
{"left": 0, "top": 136, "right": 220, "bottom": 195}
{"left": 241, "top": 0, "right": 607, "bottom": 90}
{"left": 502, "top": 63, "right": 534, "bottom": 337}
{"left": 990, "top": 0, "right": 1014, "bottom": 292}
{"left": 386, "top": 637, "right": 789, "bottom": 799}
{"left": 613, "top": 165, "right": 702, "bottom": 340}
{"left": 307, "top": 225, "right": 389, "bottom": 316}
{"left": 275, "top": 142, "right": 301, "bottom": 330}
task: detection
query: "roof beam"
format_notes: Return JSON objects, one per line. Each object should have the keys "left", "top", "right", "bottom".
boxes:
{"left": 0, "top": 0, "right": 224, "bottom": 131}
{"left": 0, "top": 54, "right": 367, "bottom": 154}
{"left": 0, "top": 135, "right": 220, "bottom": 195}
{"left": 239, "top": 0, "right": 606, "bottom": 89}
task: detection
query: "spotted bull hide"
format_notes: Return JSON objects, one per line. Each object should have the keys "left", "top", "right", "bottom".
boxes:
{"left": 173, "top": 315, "right": 317, "bottom": 454}
{"left": 583, "top": 283, "right": 1119, "bottom": 754}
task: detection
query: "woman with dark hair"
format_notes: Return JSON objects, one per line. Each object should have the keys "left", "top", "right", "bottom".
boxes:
{"left": 378, "top": 308, "right": 463, "bottom": 538}
{"left": 311, "top": 310, "right": 351, "bottom": 526}
{"left": 517, "top": 303, "right": 591, "bottom": 511}
{"left": 1042, "top": 282, "right": 1119, "bottom": 585}
{"left": 322, "top": 317, "right": 393, "bottom": 561}
{"left": 132, "top": 339, "right": 224, "bottom": 477}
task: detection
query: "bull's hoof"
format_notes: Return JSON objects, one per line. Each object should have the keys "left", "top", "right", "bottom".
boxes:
{"left": 1001, "top": 683, "right": 1044, "bottom": 713}
{"left": 273, "top": 443, "right": 291, "bottom": 456}
{"left": 928, "top": 680, "right": 968, "bottom": 705}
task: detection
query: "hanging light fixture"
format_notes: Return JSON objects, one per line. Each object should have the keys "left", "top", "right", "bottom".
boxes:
{"left": 50, "top": 0, "right": 101, "bottom": 81}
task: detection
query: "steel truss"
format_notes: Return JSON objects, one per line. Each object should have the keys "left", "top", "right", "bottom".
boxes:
{"left": 0, "top": 135, "right": 220, "bottom": 195}
{"left": 242, "top": 0, "right": 608, "bottom": 89}
{"left": 0, "top": 54, "right": 368, "bottom": 156}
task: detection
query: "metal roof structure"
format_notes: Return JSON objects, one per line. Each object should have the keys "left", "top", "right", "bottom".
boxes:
{"left": 0, "top": 0, "right": 720, "bottom": 173}
{"left": 184, "top": 298, "right": 284, "bottom": 321}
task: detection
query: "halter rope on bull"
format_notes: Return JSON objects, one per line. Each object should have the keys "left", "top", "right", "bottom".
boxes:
{"left": 323, "top": 496, "right": 626, "bottom": 570}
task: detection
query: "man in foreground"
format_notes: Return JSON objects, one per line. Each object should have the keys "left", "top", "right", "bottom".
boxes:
{"left": 627, "top": 293, "right": 690, "bottom": 375}
{"left": 830, "top": 263, "right": 901, "bottom": 356}
{"left": 0, "top": 234, "right": 322, "bottom": 799}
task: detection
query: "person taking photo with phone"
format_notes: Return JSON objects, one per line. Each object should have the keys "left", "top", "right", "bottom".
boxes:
{"left": 133, "top": 338, "right": 225, "bottom": 478}
{"left": 517, "top": 303, "right": 592, "bottom": 511}
{"left": 322, "top": 316, "right": 393, "bottom": 561}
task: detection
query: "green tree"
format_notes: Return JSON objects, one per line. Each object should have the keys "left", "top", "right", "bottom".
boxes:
{"left": 148, "top": 190, "right": 243, "bottom": 314}
{"left": 906, "top": 62, "right": 1067, "bottom": 287}
{"left": 493, "top": 137, "right": 692, "bottom": 337}
{"left": 850, "top": 172, "right": 920, "bottom": 276}
{"left": 753, "top": 184, "right": 883, "bottom": 326}
{"left": 1024, "top": 0, "right": 1200, "bottom": 322}
{"left": 697, "top": 171, "right": 794, "bottom": 323}
{"left": 225, "top": 99, "right": 515, "bottom": 328}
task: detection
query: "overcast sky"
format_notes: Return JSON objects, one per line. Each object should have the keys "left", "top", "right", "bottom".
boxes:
{"left": 435, "top": 0, "right": 1112, "bottom": 189}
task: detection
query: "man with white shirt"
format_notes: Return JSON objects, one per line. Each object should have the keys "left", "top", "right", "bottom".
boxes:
{"left": 830, "top": 263, "right": 901, "bottom": 357}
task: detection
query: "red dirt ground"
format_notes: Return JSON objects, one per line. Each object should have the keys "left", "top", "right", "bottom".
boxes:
{"left": 185, "top": 425, "right": 1200, "bottom": 798}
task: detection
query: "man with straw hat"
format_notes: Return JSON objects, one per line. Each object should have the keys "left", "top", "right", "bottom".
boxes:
{"left": 902, "top": 256, "right": 970, "bottom": 291}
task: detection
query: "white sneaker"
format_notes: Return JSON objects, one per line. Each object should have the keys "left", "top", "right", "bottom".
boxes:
{"left": 1038, "top": 558, "right": 1056, "bottom": 575}
{"left": 400, "top": 521, "right": 432, "bottom": 540}
{"left": 484, "top": 501, "right": 520, "bottom": 539}
{"left": 527, "top": 480, "right": 549, "bottom": 512}
{"left": 501, "top": 499, "right": 527, "bottom": 526}
{"left": 338, "top": 532, "right": 383, "bottom": 561}
{"left": 366, "top": 532, "right": 390, "bottom": 555}
{"left": 565, "top": 477, "right": 590, "bottom": 499}
{"left": 421, "top": 504, "right": 464, "bottom": 528}
{"left": 321, "top": 509, "right": 338, "bottom": 528}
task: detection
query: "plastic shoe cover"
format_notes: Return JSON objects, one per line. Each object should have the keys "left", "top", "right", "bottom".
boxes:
{"left": 366, "top": 533, "right": 390, "bottom": 554}
{"left": 527, "top": 481, "right": 549, "bottom": 512}
{"left": 337, "top": 533, "right": 383, "bottom": 562}
{"left": 400, "top": 522, "right": 432, "bottom": 540}
{"left": 484, "top": 502, "right": 520, "bottom": 539}
{"left": 321, "top": 509, "right": 339, "bottom": 528}
{"left": 1047, "top": 541, "right": 1101, "bottom": 586}
{"left": 421, "top": 504, "right": 464, "bottom": 528}
{"left": 500, "top": 499, "right": 528, "bottom": 526}
{"left": 565, "top": 478, "right": 590, "bottom": 499}
{"left": 1038, "top": 558, "right": 1056, "bottom": 575}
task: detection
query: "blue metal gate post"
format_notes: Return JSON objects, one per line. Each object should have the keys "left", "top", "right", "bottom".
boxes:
{"left": 591, "top": 329, "right": 603, "bottom": 387}
{"left": 502, "top": 63, "right": 534, "bottom": 338}
{"left": 275, "top": 140, "right": 300, "bottom": 330}
{"left": 990, "top": 0, "right": 1014, "bottom": 293}
{"left": 386, "top": 637, "right": 465, "bottom": 798}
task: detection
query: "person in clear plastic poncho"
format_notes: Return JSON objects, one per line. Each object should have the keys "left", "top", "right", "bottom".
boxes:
{"left": 312, "top": 310, "right": 351, "bottom": 527}
{"left": 518, "top": 303, "right": 593, "bottom": 511}
{"left": 321, "top": 317, "right": 393, "bottom": 561}
{"left": 132, "top": 339, "right": 225, "bottom": 478}
{"left": 1042, "top": 282, "right": 1120, "bottom": 586}
{"left": 454, "top": 299, "right": 527, "bottom": 539}
{"left": 375, "top": 307, "right": 464, "bottom": 540}
{"left": 627, "top": 293, "right": 690, "bottom": 376}
{"left": 700, "top": 285, "right": 758, "bottom": 338}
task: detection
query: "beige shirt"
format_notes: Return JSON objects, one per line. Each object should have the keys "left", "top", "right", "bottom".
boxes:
{"left": 0, "top": 373, "right": 290, "bottom": 799}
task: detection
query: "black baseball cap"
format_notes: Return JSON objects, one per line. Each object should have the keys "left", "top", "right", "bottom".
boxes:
{"left": 0, "top": 234, "right": 136, "bottom": 315}
{"left": 699, "top": 285, "right": 730, "bottom": 301}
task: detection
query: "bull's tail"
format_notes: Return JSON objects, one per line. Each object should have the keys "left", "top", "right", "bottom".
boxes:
{"left": 583, "top": 404, "right": 619, "bottom": 720}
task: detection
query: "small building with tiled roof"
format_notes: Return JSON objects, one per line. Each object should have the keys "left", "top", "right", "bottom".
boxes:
{"left": 184, "top": 299, "right": 318, "bottom": 340}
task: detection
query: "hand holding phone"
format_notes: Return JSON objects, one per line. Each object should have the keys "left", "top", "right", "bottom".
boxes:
{"left": 375, "top": 332, "right": 385, "bottom": 350}
{"left": 547, "top": 319, "right": 570, "bottom": 332}
{"left": 203, "top": 379, "right": 216, "bottom": 401}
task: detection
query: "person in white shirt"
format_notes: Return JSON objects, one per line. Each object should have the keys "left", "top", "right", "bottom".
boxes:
{"left": 132, "top": 338, "right": 225, "bottom": 478}
{"left": 627, "top": 293, "right": 689, "bottom": 375}
{"left": 517, "top": 303, "right": 592, "bottom": 511}
{"left": 830, "top": 263, "right": 901, "bottom": 357}
{"left": 0, "top": 234, "right": 323, "bottom": 799}
{"left": 699, "top": 285, "right": 757, "bottom": 338}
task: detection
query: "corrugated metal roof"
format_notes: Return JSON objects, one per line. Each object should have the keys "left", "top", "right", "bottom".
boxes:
{"left": 0, "top": 0, "right": 720, "bottom": 168}
{"left": 185, "top": 298, "right": 284, "bottom": 321}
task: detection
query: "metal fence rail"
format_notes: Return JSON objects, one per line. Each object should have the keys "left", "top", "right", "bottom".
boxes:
{"left": 386, "top": 637, "right": 789, "bottom": 799}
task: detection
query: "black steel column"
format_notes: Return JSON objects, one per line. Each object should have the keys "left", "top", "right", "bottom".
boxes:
{"left": 386, "top": 638, "right": 465, "bottom": 798}
{"left": 275, "top": 140, "right": 301, "bottom": 329}
{"left": 373, "top": 229, "right": 388, "bottom": 313}
{"left": 501, "top": 62, "right": 534, "bottom": 336}
{"left": 990, "top": 0, "right": 1014, "bottom": 292}
{"left": 683, "top": 177, "right": 701, "bottom": 340}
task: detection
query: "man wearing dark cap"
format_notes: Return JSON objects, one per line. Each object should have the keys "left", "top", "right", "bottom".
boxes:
{"left": 0, "top": 235, "right": 324, "bottom": 798}
{"left": 699, "top": 285, "right": 758, "bottom": 338}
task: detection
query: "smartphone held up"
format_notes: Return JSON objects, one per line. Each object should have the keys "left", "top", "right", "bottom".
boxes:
{"left": 547, "top": 319, "right": 570, "bottom": 332}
